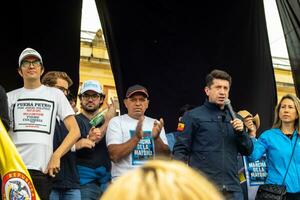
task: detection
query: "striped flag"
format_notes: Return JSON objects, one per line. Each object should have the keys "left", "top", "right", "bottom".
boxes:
{"left": 0, "top": 120, "right": 40, "bottom": 200}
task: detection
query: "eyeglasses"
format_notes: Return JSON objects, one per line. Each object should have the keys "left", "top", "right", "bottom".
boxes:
{"left": 55, "top": 85, "right": 69, "bottom": 95}
{"left": 21, "top": 60, "right": 41, "bottom": 68}
{"left": 81, "top": 94, "right": 100, "bottom": 100}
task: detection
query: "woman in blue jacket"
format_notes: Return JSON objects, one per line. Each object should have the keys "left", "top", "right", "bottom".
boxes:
{"left": 248, "top": 94, "right": 300, "bottom": 200}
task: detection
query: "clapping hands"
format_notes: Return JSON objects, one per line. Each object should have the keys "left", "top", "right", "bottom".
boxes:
{"left": 152, "top": 118, "right": 164, "bottom": 139}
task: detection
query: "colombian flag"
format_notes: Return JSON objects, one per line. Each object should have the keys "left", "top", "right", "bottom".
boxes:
{"left": 177, "top": 122, "right": 185, "bottom": 132}
{"left": 0, "top": 120, "right": 40, "bottom": 200}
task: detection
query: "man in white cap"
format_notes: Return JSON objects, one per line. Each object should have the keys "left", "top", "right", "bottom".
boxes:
{"left": 7, "top": 47, "right": 80, "bottom": 200}
{"left": 75, "top": 80, "right": 117, "bottom": 199}
{"left": 106, "top": 84, "right": 170, "bottom": 180}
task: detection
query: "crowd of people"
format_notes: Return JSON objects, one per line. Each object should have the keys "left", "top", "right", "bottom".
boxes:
{"left": 0, "top": 47, "right": 299, "bottom": 200}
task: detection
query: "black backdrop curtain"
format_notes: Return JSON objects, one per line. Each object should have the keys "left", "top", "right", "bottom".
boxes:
{"left": 0, "top": 0, "right": 276, "bottom": 134}
{"left": 96, "top": 0, "right": 277, "bottom": 133}
{"left": 276, "top": 0, "right": 300, "bottom": 97}
{"left": 0, "top": 0, "right": 82, "bottom": 95}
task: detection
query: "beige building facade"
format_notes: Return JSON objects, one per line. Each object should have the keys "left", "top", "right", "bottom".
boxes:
{"left": 272, "top": 57, "right": 296, "bottom": 102}
{"left": 80, "top": 30, "right": 118, "bottom": 106}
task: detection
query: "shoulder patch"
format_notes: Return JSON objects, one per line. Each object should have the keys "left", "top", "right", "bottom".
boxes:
{"left": 177, "top": 122, "right": 185, "bottom": 132}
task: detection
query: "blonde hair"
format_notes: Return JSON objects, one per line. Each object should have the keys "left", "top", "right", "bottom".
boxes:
{"left": 272, "top": 94, "right": 300, "bottom": 134}
{"left": 101, "top": 159, "right": 224, "bottom": 200}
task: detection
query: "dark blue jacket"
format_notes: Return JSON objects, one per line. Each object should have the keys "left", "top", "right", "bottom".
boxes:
{"left": 52, "top": 119, "right": 80, "bottom": 189}
{"left": 173, "top": 101, "right": 253, "bottom": 192}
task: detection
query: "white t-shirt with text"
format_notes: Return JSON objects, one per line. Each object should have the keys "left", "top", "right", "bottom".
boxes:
{"left": 106, "top": 114, "right": 168, "bottom": 180}
{"left": 7, "top": 85, "right": 74, "bottom": 172}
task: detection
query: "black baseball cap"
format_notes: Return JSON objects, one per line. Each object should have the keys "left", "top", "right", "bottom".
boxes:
{"left": 126, "top": 84, "right": 149, "bottom": 98}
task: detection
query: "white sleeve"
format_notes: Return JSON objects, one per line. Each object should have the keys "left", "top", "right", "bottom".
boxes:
{"left": 106, "top": 116, "right": 123, "bottom": 146}
{"left": 56, "top": 90, "right": 74, "bottom": 120}
{"left": 7, "top": 90, "right": 17, "bottom": 130}
{"left": 159, "top": 127, "right": 168, "bottom": 145}
{"left": 6, "top": 92, "right": 13, "bottom": 123}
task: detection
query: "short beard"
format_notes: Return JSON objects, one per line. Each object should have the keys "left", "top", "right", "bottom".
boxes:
{"left": 81, "top": 102, "right": 103, "bottom": 114}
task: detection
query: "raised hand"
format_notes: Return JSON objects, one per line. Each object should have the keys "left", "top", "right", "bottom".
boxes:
{"left": 231, "top": 118, "right": 244, "bottom": 132}
{"left": 135, "top": 117, "right": 144, "bottom": 139}
{"left": 244, "top": 117, "right": 257, "bottom": 137}
{"left": 105, "top": 97, "right": 118, "bottom": 121}
{"left": 152, "top": 118, "right": 164, "bottom": 139}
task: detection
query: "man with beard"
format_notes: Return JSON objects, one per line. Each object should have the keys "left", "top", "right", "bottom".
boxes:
{"left": 75, "top": 80, "right": 117, "bottom": 200}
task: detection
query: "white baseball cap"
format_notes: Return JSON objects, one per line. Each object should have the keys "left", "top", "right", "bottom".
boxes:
{"left": 18, "top": 47, "right": 43, "bottom": 67}
{"left": 80, "top": 80, "right": 104, "bottom": 95}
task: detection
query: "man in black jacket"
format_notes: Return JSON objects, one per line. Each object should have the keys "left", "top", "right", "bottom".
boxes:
{"left": 173, "top": 69, "right": 253, "bottom": 200}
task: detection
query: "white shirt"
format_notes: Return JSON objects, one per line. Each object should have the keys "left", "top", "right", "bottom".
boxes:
{"left": 106, "top": 114, "right": 168, "bottom": 180}
{"left": 7, "top": 85, "right": 74, "bottom": 171}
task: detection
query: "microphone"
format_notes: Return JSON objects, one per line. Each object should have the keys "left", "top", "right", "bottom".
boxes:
{"left": 224, "top": 99, "right": 237, "bottom": 120}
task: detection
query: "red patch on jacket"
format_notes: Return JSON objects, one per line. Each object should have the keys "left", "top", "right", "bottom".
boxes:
{"left": 177, "top": 122, "right": 185, "bottom": 132}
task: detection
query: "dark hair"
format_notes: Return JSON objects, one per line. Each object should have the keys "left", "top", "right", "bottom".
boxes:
{"left": 67, "top": 92, "right": 77, "bottom": 103}
{"left": 78, "top": 93, "right": 106, "bottom": 100}
{"left": 205, "top": 69, "right": 232, "bottom": 87}
{"left": 179, "top": 104, "right": 196, "bottom": 117}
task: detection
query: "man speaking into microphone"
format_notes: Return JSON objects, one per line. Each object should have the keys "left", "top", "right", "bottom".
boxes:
{"left": 173, "top": 69, "right": 253, "bottom": 200}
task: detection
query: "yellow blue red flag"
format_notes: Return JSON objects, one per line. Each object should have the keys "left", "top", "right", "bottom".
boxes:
{"left": 0, "top": 119, "right": 40, "bottom": 200}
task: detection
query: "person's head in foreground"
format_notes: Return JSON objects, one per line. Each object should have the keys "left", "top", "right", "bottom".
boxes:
{"left": 100, "top": 159, "right": 224, "bottom": 200}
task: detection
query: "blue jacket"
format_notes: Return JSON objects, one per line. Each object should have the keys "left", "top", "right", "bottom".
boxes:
{"left": 173, "top": 101, "right": 253, "bottom": 192}
{"left": 248, "top": 128, "right": 300, "bottom": 193}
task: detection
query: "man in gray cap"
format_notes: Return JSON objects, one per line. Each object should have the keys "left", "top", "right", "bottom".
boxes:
{"left": 7, "top": 47, "right": 80, "bottom": 200}
{"left": 106, "top": 84, "right": 170, "bottom": 181}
